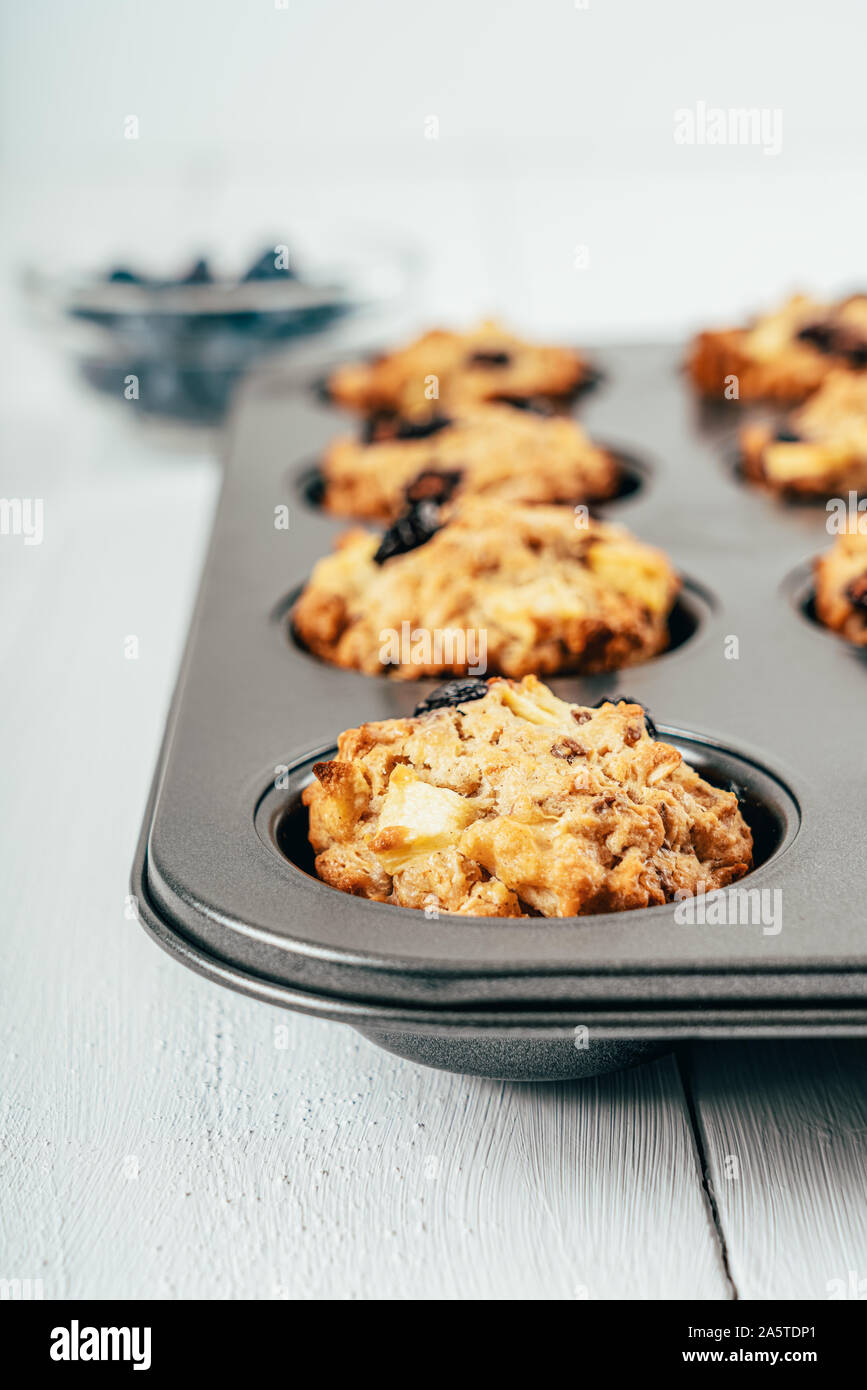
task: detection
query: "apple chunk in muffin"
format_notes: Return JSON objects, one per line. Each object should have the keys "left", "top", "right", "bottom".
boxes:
{"left": 303, "top": 675, "right": 754, "bottom": 918}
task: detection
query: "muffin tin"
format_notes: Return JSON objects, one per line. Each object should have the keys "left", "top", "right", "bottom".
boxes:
{"left": 131, "top": 341, "right": 867, "bottom": 1080}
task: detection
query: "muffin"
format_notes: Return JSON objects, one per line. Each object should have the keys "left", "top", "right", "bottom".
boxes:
{"left": 688, "top": 292, "right": 867, "bottom": 402}
{"left": 303, "top": 675, "right": 754, "bottom": 918}
{"left": 319, "top": 403, "right": 619, "bottom": 522}
{"left": 814, "top": 524, "right": 867, "bottom": 645}
{"left": 292, "top": 497, "right": 680, "bottom": 678}
{"left": 740, "top": 371, "right": 867, "bottom": 497}
{"left": 327, "top": 320, "right": 593, "bottom": 417}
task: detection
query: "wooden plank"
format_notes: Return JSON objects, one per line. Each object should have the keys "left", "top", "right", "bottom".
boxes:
{"left": 4, "top": 989, "right": 734, "bottom": 1299}
{"left": 685, "top": 1041, "right": 867, "bottom": 1300}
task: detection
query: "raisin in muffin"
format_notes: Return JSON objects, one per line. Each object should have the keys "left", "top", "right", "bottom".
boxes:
{"left": 292, "top": 497, "right": 679, "bottom": 679}
{"left": 814, "top": 524, "right": 867, "bottom": 645}
{"left": 327, "top": 320, "right": 593, "bottom": 417}
{"left": 740, "top": 370, "right": 867, "bottom": 497}
{"left": 303, "top": 675, "right": 754, "bottom": 918}
{"left": 319, "top": 403, "right": 619, "bottom": 522}
{"left": 688, "top": 293, "right": 867, "bottom": 402}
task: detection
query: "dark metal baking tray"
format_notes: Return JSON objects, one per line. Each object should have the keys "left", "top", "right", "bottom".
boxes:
{"left": 131, "top": 342, "right": 867, "bottom": 1079}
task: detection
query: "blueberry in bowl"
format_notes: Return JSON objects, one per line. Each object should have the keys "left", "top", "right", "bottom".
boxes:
{"left": 24, "top": 232, "right": 413, "bottom": 423}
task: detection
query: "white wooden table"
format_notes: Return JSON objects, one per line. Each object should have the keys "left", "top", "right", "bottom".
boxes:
{"left": 3, "top": 296, "right": 866, "bottom": 1304}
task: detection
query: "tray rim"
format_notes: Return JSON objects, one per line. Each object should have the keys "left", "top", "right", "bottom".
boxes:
{"left": 132, "top": 795, "right": 867, "bottom": 1036}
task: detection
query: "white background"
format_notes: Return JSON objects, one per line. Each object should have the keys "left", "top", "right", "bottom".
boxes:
{"left": 3, "top": 0, "right": 867, "bottom": 338}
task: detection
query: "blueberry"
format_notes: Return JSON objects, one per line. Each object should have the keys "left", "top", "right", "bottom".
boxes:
{"left": 467, "top": 349, "right": 511, "bottom": 367}
{"left": 797, "top": 322, "right": 834, "bottom": 352}
{"left": 394, "top": 415, "right": 454, "bottom": 440}
{"left": 107, "top": 267, "right": 146, "bottom": 284}
{"left": 404, "top": 468, "right": 463, "bottom": 505}
{"left": 414, "top": 678, "right": 489, "bottom": 714}
{"left": 361, "top": 410, "right": 456, "bottom": 447}
{"left": 242, "top": 247, "right": 296, "bottom": 282}
{"left": 362, "top": 413, "right": 398, "bottom": 443}
{"left": 373, "top": 499, "right": 443, "bottom": 565}
{"left": 493, "top": 395, "right": 554, "bottom": 415}
{"left": 796, "top": 316, "right": 867, "bottom": 366}
{"left": 177, "top": 257, "right": 213, "bottom": 285}
{"left": 589, "top": 695, "right": 657, "bottom": 739}
{"left": 846, "top": 574, "right": 867, "bottom": 612}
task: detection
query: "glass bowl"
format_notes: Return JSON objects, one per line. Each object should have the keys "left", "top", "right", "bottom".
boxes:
{"left": 24, "top": 228, "right": 417, "bottom": 423}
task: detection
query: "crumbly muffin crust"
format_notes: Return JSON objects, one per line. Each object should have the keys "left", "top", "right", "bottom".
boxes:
{"left": 740, "top": 370, "right": 867, "bottom": 496}
{"left": 303, "top": 676, "right": 754, "bottom": 918}
{"left": 292, "top": 498, "right": 680, "bottom": 679}
{"left": 688, "top": 293, "right": 867, "bottom": 402}
{"left": 814, "top": 524, "right": 867, "bottom": 645}
{"left": 327, "top": 320, "right": 592, "bottom": 417}
{"left": 320, "top": 403, "right": 619, "bottom": 522}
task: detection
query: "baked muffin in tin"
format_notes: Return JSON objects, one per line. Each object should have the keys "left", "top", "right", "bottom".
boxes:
{"left": 814, "top": 524, "right": 867, "bottom": 645}
{"left": 328, "top": 320, "right": 594, "bottom": 417}
{"left": 303, "top": 675, "right": 754, "bottom": 918}
{"left": 292, "top": 497, "right": 679, "bottom": 679}
{"left": 688, "top": 292, "right": 867, "bottom": 402}
{"left": 319, "top": 402, "right": 619, "bottom": 522}
{"left": 739, "top": 370, "right": 867, "bottom": 497}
